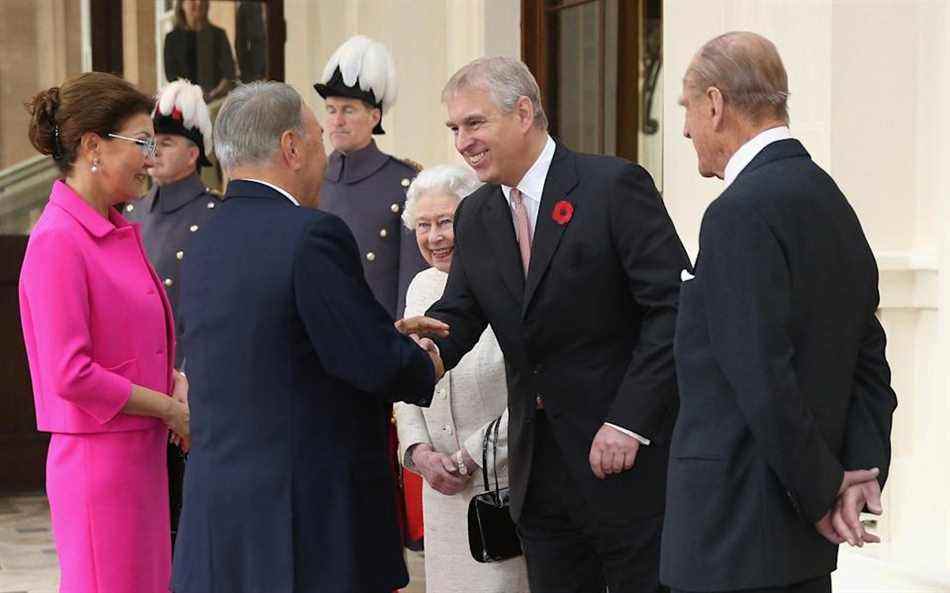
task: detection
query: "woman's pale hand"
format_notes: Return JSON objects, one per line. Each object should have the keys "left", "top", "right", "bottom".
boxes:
{"left": 412, "top": 444, "right": 469, "bottom": 496}
{"left": 164, "top": 398, "right": 191, "bottom": 453}
{"left": 172, "top": 370, "right": 189, "bottom": 405}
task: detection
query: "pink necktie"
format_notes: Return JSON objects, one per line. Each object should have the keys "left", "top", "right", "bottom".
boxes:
{"left": 511, "top": 188, "right": 533, "bottom": 277}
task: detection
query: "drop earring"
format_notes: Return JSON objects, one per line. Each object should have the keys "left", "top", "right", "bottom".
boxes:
{"left": 91, "top": 159, "right": 100, "bottom": 173}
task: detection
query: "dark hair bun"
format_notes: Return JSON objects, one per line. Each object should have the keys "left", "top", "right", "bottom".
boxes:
{"left": 26, "top": 87, "right": 62, "bottom": 157}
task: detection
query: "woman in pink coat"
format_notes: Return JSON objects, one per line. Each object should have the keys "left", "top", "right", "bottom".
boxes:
{"left": 20, "top": 72, "right": 191, "bottom": 593}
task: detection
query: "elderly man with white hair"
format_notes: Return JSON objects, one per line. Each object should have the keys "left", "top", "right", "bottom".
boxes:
{"left": 663, "top": 31, "right": 897, "bottom": 593}
{"left": 395, "top": 164, "right": 529, "bottom": 593}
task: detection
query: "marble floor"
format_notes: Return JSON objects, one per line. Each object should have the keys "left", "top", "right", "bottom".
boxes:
{"left": 0, "top": 494, "right": 426, "bottom": 593}
{"left": 2, "top": 494, "right": 946, "bottom": 593}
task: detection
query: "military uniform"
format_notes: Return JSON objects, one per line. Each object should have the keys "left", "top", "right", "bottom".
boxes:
{"left": 320, "top": 140, "right": 428, "bottom": 319}
{"left": 124, "top": 173, "right": 220, "bottom": 546}
{"left": 126, "top": 174, "right": 221, "bottom": 363}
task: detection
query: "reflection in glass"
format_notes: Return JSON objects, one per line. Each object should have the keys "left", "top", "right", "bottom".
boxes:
{"left": 163, "top": 0, "right": 236, "bottom": 103}
{"left": 236, "top": 2, "right": 268, "bottom": 83}
{"left": 554, "top": 1, "right": 604, "bottom": 155}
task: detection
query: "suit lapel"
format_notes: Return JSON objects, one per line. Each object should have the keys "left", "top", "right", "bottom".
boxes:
{"left": 480, "top": 187, "right": 525, "bottom": 302}
{"left": 523, "top": 145, "right": 579, "bottom": 315}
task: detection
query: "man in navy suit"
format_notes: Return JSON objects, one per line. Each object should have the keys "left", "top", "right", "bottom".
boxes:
{"left": 171, "top": 81, "right": 442, "bottom": 593}
{"left": 661, "top": 32, "right": 897, "bottom": 593}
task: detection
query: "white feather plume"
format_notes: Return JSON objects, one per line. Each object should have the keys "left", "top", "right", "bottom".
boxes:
{"left": 155, "top": 79, "right": 213, "bottom": 157}
{"left": 320, "top": 35, "right": 398, "bottom": 113}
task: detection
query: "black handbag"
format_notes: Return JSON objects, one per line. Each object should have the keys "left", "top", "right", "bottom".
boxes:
{"left": 467, "top": 416, "right": 523, "bottom": 563}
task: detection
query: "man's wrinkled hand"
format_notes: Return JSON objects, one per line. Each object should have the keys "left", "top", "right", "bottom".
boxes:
{"left": 589, "top": 423, "right": 640, "bottom": 479}
{"left": 814, "top": 467, "right": 881, "bottom": 546}
{"left": 395, "top": 316, "right": 450, "bottom": 338}
{"left": 832, "top": 472, "right": 883, "bottom": 547}
{"left": 412, "top": 336, "right": 445, "bottom": 379}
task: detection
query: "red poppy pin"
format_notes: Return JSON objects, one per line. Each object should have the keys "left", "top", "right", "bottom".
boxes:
{"left": 552, "top": 200, "right": 574, "bottom": 225}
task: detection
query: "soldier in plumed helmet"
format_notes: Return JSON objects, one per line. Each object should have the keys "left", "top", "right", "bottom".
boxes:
{"left": 314, "top": 35, "right": 430, "bottom": 550}
{"left": 124, "top": 78, "right": 220, "bottom": 546}
{"left": 315, "top": 35, "right": 429, "bottom": 320}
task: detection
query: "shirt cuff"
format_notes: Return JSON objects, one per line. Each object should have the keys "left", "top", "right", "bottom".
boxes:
{"left": 605, "top": 422, "right": 651, "bottom": 446}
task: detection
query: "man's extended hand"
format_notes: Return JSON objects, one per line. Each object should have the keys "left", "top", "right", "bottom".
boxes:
{"left": 411, "top": 444, "right": 469, "bottom": 495}
{"left": 589, "top": 423, "right": 640, "bottom": 479}
{"left": 814, "top": 467, "right": 881, "bottom": 545}
{"left": 413, "top": 336, "right": 445, "bottom": 380}
{"left": 395, "top": 316, "right": 450, "bottom": 339}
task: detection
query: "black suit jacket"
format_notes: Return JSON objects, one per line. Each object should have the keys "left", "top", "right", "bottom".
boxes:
{"left": 171, "top": 181, "right": 435, "bottom": 593}
{"left": 661, "top": 140, "right": 897, "bottom": 590}
{"left": 427, "top": 143, "right": 689, "bottom": 522}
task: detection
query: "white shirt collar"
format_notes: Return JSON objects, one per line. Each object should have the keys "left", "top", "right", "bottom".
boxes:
{"left": 241, "top": 178, "right": 301, "bottom": 206}
{"left": 501, "top": 135, "right": 556, "bottom": 205}
{"left": 723, "top": 126, "right": 793, "bottom": 189}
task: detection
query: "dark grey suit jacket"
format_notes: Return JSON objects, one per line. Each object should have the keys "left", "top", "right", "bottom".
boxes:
{"left": 428, "top": 143, "right": 689, "bottom": 523}
{"left": 661, "top": 139, "right": 897, "bottom": 590}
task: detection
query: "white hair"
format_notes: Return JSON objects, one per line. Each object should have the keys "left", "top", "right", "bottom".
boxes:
{"left": 214, "top": 81, "right": 305, "bottom": 172}
{"left": 402, "top": 164, "right": 481, "bottom": 230}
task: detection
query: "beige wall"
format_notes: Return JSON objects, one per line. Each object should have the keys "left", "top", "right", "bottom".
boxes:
{"left": 663, "top": 1, "right": 950, "bottom": 589}
{"left": 284, "top": 0, "right": 520, "bottom": 169}
{"left": 0, "top": 0, "right": 84, "bottom": 171}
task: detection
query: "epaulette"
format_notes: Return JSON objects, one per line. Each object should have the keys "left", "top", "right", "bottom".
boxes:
{"left": 397, "top": 157, "right": 424, "bottom": 173}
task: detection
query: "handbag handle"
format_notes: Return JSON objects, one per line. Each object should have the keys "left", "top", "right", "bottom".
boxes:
{"left": 480, "top": 416, "right": 503, "bottom": 495}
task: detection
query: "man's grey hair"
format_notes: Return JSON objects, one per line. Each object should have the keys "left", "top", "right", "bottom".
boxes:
{"left": 402, "top": 164, "right": 481, "bottom": 230}
{"left": 686, "top": 31, "right": 790, "bottom": 124}
{"left": 214, "top": 81, "right": 306, "bottom": 172}
{"left": 442, "top": 57, "right": 548, "bottom": 130}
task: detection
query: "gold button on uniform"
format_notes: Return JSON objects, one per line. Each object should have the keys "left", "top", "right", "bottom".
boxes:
{"left": 390, "top": 203, "right": 400, "bottom": 213}
{"left": 401, "top": 178, "right": 410, "bottom": 188}
{"left": 207, "top": 201, "right": 216, "bottom": 209}
{"left": 379, "top": 229, "right": 388, "bottom": 238}
{"left": 164, "top": 278, "right": 173, "bottom": 287}
{"left": 366, "top": 252, "right": 376, "bottom": 262}
{"left": 190, "top": 225, "right": 199, "bottom": 232}
{"left": 176, "top": 251, "right": 184, "bottom": 260}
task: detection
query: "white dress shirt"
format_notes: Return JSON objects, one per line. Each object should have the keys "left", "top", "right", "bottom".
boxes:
{"left": 501, "top": 135, "right": 555, "bottom": 235}
{"left": 501, "top": 135, "right": 649, "bottom": 446}
{"left": 723, "top": 125, "right": 793, "bottom": 189}
{"left": 242, "top": 178, "right": 301, "bottom": 206}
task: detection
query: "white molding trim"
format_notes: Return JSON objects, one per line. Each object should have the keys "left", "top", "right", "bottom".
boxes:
{"left": 875, "top": 250, "right": 939, "bottom": 272}
{"left": 835, "top": 549, "right": 950, "bottom": 592}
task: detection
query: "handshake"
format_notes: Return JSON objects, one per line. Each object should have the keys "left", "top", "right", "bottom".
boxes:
{"left": 814, "top": 467, "right": 884, "bottom": 548}
{"left": 395, "top": 315, "right": 451, "bottom": 381}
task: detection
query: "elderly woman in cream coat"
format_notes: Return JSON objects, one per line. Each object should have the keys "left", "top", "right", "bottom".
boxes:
{"left": 396, "top": 164, "right": 529, "bottom": 593}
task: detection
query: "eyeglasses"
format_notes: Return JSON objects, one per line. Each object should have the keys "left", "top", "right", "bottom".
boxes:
{"left": 107, "top": 133, "right": 157, "bottom": 159}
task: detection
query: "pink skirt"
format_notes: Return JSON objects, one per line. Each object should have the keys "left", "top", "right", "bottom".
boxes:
{"left": 47, "top": 426, "right": 170, "bottom": 593}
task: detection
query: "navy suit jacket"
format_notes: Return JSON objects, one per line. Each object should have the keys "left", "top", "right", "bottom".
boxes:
{"left": 171, "top": 180, "right": 435, "bottom": 593}
{"left": 427, "top": 143, "right": 689, "bottom": 523}
{"left": 661, "top": 140, "right": 897, "bottom": 590}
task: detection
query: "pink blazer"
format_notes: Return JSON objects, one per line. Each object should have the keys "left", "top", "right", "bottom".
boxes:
{"left": 19, "top": 180, "right": 176, "bottom": 434}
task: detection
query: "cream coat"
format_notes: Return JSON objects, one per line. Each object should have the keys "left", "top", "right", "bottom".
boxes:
{"left": 396, "top": 267, "right": 529, "bottom": 593}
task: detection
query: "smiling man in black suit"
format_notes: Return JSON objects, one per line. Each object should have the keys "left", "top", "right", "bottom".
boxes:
{"left": 399, "top": 56, "right": 689, "bottom": 593}
{"left": 662, "top": 32, "right": 898, "bottom": 593}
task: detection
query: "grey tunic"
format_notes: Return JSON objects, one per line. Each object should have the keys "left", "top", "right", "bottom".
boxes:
{"left": 319, "top": 140, "right": 429, "bottom": 319}
{"left": 125, "top": 174, "right": 222, "bottom": 367}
